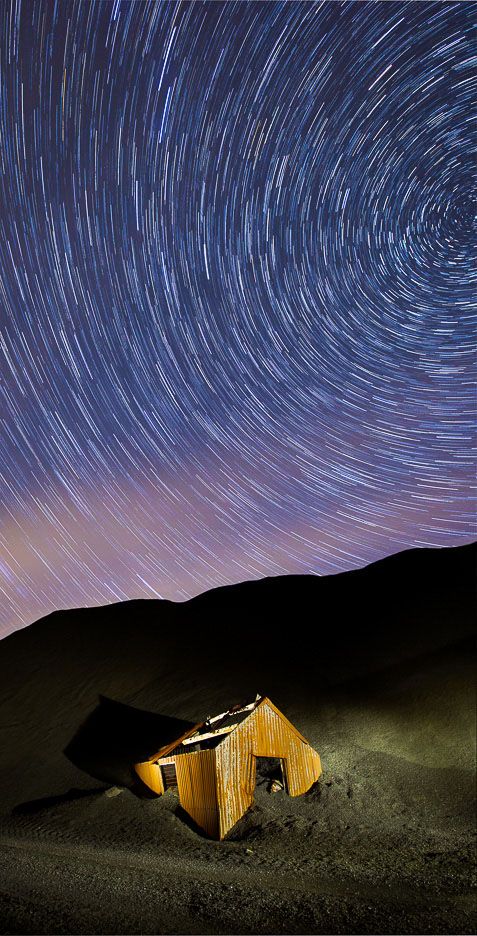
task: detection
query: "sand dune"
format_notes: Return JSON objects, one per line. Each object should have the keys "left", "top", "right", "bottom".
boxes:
{"left": 0, "top": 543, "right": 475, "bottom": 933}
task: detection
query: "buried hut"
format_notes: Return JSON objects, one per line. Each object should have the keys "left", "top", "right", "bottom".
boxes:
{"left": 134, "top": 695, "right": 322, "bottom": 839}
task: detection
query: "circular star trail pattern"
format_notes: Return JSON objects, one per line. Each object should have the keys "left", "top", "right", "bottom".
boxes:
{"left": 0, "top": 1, "right": 475, "bottom": 634}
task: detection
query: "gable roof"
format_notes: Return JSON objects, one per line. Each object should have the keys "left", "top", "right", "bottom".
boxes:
{"left": 256, "top": 696, "right": 310, "bottom": 746}
{"left": 144, "top": 695, "right": 311, "bottom": 762}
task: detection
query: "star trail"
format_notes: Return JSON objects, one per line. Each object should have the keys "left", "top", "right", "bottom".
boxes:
{"left": 0, "top": 0, "right": 475, "bottom": 635}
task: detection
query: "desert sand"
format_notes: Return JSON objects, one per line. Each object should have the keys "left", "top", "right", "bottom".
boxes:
{"left": 0, "top": 543, "right": 475, "bottom": 934}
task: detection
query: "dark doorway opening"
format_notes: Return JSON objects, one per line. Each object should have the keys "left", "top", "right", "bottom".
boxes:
{"left": 255, "top": 756, "right": 286, "bottom": 793}
{"left": 161, "top": 763, "right": 177, "bottom": 790}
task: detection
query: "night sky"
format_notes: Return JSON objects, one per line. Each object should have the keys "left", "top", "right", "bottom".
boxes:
{"left": 0, "top": 1, "right": 475, "bottom": 636}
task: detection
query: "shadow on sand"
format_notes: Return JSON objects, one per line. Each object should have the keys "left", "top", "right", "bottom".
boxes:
{"left": 64, "top": 696, "right": 195, "bottom": 789}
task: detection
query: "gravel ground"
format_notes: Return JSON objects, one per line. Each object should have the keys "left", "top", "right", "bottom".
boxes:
{"left": 0, "top": 828, "right": 474, "bottom": 935}
{"left": 0, "top": 745, "right": 474, "bottom": 935}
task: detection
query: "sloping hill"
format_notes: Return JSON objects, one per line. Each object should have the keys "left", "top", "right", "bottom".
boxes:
{"left": 0, "top": 543, "right": 474, "bottom": 812}
{"left": 0, "top": 543, "right": 475, "bottom": 934}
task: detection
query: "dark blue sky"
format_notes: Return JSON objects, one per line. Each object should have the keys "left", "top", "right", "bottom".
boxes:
{"left": 0, "top": 0, "right": 475, "bottom": 635}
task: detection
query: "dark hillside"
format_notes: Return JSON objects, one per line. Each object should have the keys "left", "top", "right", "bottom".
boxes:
{"left": 0, "top": 543, "right": 475, "bottom": 934}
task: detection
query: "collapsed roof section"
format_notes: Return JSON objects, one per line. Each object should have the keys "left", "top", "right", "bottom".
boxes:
{"left": 146, "top": 697, "right": 262, "bottom": 761}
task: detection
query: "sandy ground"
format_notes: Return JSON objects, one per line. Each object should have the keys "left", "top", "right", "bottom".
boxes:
{"left": 0, "top": 739, "right": 474, "bottom": 934}
{"left": 0, "top": 544, "right": 475, "bottom": 934}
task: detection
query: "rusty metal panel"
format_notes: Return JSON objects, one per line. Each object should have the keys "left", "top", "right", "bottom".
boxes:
{"left": 250, "top": 701, "right": 292, "bottom": 757}
{"left": 259, "top": 697, "right": 310, "bottom": 744}
{"left": 175, "top": 748, "right": 220, "bottom": 839}
{"left": 283, "top": 735, "right": 322, "bottom": 796}
{"left": 215, "top": 728, "right": 255, "bottom": 840}
{"left": 215, "top": 700, "right": 321, "bottom": 837}
{"left": 252, "top": 701, "right": 322, "bottom": 795}
{"left": 134, "top": 760, "right": 164, "bottom": 795}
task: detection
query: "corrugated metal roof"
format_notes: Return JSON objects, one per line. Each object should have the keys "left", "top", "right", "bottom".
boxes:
{"left": 146, "top": 722, "right": 204, "bottom": 763}
{"left": 149, "top": 696, "right": 300, "bottom": 761}
{"left": 154, "top": 698, "right": 262, "bottom": 757}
